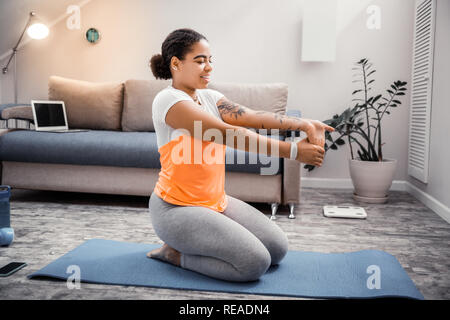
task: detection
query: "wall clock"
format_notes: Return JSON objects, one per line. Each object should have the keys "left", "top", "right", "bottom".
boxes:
{"left": 86, "top": 28, "right": 100, "bottom": 44}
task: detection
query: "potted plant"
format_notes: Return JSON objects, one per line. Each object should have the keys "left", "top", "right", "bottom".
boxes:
{"left": 304, "top": 58, "right": 408, "bottom": 203}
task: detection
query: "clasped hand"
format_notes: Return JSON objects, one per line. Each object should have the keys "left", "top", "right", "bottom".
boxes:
{"left": 296, "top": 120, "right": 335, "bottom": 167}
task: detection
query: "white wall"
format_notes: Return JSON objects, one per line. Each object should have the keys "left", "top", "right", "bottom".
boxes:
{"left": 0, "top": 0, "right": 416, "bottom": 181}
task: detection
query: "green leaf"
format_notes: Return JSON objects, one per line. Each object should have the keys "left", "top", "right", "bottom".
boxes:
{"left": 393, "top": 100, "right": 402, "bottom": 104}
{"left": 335, "top": 138, "right": 345, "bottom": 145}
{"left": 396, "top": 92, "right": 405, "bottom": 95}
{"left": 330, "top": 144, "right": 338, "bottom": 150}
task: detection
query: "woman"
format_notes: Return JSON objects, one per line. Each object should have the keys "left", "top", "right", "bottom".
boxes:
{"left": 148, "top": 28, "right": 334, "bottom": 282}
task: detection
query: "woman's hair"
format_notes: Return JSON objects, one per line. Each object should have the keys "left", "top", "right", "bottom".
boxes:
{"left": 149, "top": 28, "right": 208, "bottom": 80}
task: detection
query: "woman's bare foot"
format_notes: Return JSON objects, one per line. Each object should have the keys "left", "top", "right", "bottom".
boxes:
{"left": 147, "top": 243, "right": 181, "bottom": 267}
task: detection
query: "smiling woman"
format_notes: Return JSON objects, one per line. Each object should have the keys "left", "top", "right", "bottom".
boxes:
{"left": 149, "top": 29, "right": 213, "bottom": 97}
{"left": 146, "top": 28, "right": 329, "bottom": 283}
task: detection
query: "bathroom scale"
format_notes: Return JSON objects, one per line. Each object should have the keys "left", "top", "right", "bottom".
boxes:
{"left": 323, "top": 206, "right": 367, "bottom": 219}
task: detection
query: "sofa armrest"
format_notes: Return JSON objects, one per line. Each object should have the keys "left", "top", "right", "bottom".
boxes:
{"left": 282, "top": 108, "right": 302, "bottom": 205}
{"left": 286, "top": 109, "right": 301, "bottom": 118}
{"left": 0, "top": 119, "right": 35, "bottom": 130}
{"left": 0, "top": 104, "right": 31, "bottom": 120}
{"left": 283, "top": 157, "right": 301, "bottom": 205}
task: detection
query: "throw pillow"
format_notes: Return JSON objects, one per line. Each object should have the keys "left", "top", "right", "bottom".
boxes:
{"left": 122, "top": 79, "right": 171, "bottom": 132}
{"left": 48, "top": 76, "right": 124, "bottom": 130}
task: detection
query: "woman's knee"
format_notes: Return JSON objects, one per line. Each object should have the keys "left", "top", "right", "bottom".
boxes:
{"left": 236, "top": 246, "right": 271, "bottom": 282}
{"left": 266, "top": 229, "right": 289, "bottom": 265}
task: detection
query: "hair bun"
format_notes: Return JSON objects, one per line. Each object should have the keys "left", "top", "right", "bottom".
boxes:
{"left": 149, "top": 53, "right": 171, "bottom": 80}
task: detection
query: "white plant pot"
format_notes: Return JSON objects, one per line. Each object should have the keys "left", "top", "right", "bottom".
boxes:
{"left": 349, "top": 158, "right": 397, "bottom": 203}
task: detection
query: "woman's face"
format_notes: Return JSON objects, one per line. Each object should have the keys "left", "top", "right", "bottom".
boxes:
{"left": 172, "top": 39, "right": 213, "bottom": 90}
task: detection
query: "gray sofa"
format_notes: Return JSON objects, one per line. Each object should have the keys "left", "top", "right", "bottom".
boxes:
{"left": 0, "top": 76, "right": 302, "bottom": 218}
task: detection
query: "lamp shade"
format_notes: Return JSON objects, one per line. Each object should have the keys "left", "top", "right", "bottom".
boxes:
{"left": 27, "top": 23, "right": 49, "bottom": 39}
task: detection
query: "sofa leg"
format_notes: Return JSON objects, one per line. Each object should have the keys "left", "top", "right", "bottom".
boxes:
{"left": 270, "top": 203, "right": 279, "bottom": 220}
{"left": 288, "top": 203, "right": 296, "bottom": 219}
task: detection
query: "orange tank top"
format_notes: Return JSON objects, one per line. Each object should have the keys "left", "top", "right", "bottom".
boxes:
{"left": 153, "top": 134, "right": 228, "bottom": 212}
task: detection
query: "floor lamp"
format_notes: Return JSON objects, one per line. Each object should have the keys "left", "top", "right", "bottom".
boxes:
{"left": 2, "top": 12, "right": 49, "bottom": 104}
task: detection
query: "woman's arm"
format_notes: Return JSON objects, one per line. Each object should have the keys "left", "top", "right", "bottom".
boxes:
{"left": 216, "top": 96, "right": 310, "bottom": 133}
{"left": 165, "top": 99, "right": 324, "bottom": 166}
{"left": 216, "top": 96, "right": 334, "bottom": 147}
{"left": 165, "top": 99, "right": 292, "bottom": 159}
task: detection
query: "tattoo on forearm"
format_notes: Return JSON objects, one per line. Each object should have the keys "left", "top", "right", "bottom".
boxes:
{"left": 217, "top": 99, "right": 247, "bottom": 120}
{"left": 218, "top": 98, "right": 303, "bottom": 132}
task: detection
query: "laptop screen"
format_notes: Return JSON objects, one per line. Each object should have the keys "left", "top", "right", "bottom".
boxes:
{"left": 34, "top": 102, "right": 66, "bottom": 127}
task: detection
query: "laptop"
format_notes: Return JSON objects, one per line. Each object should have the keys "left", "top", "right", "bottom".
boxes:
{"left": 31, "top": 100, "right": 88, "bottom": 132}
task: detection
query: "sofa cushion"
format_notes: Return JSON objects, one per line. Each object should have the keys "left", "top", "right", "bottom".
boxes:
{"left": 122, "top": 80, "right": 289, "bottom": 134}
{"left": 122, "top": 79, "right": 170, "bottom": 132}
{"left": 0, "top": 130, "right": 283, "bottom": 174}
{"left": 48, "top": 76, "right": 124, "bottom": 130}
{"left": 0, "top": 130, "right": 161, "bottom": 169}
{"left": 208, "top": 82, "right": 288, "bottom": 114}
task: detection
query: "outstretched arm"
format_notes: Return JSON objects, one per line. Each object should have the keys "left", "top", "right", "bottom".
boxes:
{"left": 216, "top": 96, "right": 334, "bottom": 147}
{"left": 216, "top": 96, "right": 309, "bottom": 133}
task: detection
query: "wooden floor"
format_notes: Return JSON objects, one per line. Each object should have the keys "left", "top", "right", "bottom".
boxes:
{"left": 0, "top": 188, "right": 449, "bottom": 300}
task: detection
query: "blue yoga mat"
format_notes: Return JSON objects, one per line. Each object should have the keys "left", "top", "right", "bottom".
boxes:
{"left": 28, "top": 239, "right": 423, "bottom": 299}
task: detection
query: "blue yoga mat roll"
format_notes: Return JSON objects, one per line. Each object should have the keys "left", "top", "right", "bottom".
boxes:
{"left": 28, "top": 239, "right": 424, "bottom": 299}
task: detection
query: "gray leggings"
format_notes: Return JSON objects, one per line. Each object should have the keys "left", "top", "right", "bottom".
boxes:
{"left": 148, "top": 192, "right": 289, "bottom": 282}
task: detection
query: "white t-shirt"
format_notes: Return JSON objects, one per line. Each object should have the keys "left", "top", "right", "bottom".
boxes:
{"left": 152, "top": 85, "right": 225, "bottom": 149}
